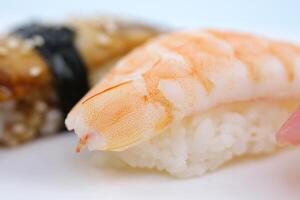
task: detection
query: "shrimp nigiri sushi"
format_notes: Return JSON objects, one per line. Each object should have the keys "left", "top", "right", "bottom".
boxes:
{"left": 66, "top": 29, "right": 300, "bottom": 177}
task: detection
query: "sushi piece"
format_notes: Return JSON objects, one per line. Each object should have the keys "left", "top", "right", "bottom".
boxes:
{"left": 276, "top": 107, "right": 300, "bottom": 145}
{"left": 0, "top": 16, "right": 159, "bottom": 146}
{"left": 66, "top": 29, "right": 300, "bottom": 177}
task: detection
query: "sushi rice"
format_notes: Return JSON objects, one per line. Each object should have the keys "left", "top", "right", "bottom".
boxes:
{"left": 103, "top": 101, "right": 297, "bottom": 177}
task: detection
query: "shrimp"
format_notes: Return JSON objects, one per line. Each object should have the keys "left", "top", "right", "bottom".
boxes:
{"left": 66, "top": 29, "right": 300, "bottom": 151}
{"left": 66, "top": 29, "right": 300, "bottom": 177}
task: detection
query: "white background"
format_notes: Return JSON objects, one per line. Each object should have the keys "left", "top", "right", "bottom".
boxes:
{"left": 1, "top": 0, "right": 300, "bottom": 40}
{"left": 1, "top": 0, "right": 300, "bottom": 199}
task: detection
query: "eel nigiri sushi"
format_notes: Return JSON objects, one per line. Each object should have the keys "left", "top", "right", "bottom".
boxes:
{"left": 66, "top": 29, "right": 300, "bottom": 177}
{"left": 0, "top": 16, "right": 159, "bottom": 146}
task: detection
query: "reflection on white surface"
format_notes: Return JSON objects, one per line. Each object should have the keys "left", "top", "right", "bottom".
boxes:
{"left": 1, "top": 134, "right": 300, "bottom": 200}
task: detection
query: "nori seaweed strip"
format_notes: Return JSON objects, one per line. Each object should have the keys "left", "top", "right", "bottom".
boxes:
{"left": 12, "top": 24, "right": 89, "bottom": 115}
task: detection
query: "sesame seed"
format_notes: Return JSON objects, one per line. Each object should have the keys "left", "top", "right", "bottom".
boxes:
{"left": 6, "top": 38, "right": 19, "bottom": 49}
{"left": 29, "top": 66, "right": 42, "bottom": 77}
{"left": 97, "top": 33, "right": 111, "bottom": 45}
{"left": 22, "top": 35, "right": 44, "bottom": 51}
{"left": 35, "top": 101, "right": 47, "bottom": 112}
{"left": 12, "top": 123, "right": 26, "bottom": 134}
{"left": 32, "top": 35, "right": 44, "bottom": 47}
{"left": 104, "top": 22, "right": 118, "bottom": 33}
